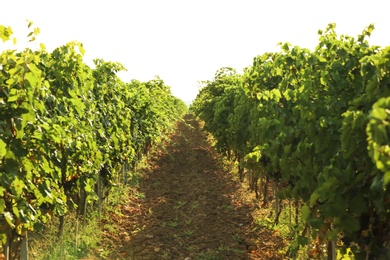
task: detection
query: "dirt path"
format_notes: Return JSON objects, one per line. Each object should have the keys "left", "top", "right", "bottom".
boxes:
{"left": 102, "top": 114, "right": 285, "bottom": 260}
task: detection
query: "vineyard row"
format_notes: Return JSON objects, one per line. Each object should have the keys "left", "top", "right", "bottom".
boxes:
{"left": 190, "top": 23, "right": 390, "bottom": 259}
{"left": 0, "top": 22, "right": 187, "bottom": 258}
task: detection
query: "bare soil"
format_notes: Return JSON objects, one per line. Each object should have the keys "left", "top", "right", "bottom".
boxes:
{"left": 101, "top": 114, "right": 286, "bottom": 260}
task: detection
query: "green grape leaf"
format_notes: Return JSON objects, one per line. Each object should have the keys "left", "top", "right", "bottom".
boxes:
{"left": 384, "top": 171, "right": 390, "bottom": 185}
{"left": 0, "top": 139, "right": 6, "bottom": 158}
{"left": 25, "top": 72, "right": 39, "bottom": 87}
{"left": 0, "top": 198, "right": 5, "bottom": 212}
{"left": 301, "top": 205, "right": 311, "bottom": 221}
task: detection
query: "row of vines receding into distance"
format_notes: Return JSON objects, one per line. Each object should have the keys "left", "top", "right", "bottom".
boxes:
{"left": 190, "top": 23, "right": 390, "bottom": 259}
{"left": 0, "top": 22, "right": 187, "bottom": 259}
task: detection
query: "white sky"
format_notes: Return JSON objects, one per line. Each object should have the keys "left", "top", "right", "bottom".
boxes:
{"left": 1, "top": 0, "right": 389, "bottom": 104}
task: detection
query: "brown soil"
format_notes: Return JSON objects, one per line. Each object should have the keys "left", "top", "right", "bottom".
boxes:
{"left": 101, "top": 114, "right": 286, "bottom": 260}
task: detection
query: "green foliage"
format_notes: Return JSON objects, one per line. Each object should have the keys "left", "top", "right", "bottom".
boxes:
{"left": 191, "top": 24, "right": 390, "bottom": 258}
{"left": 28, "top": 213, "right": 102, "bottom": 260}
{"left": 191, "top": 67, "right": 242, "bottom": 157}
{"left": 0, "top": 21, "right": 186, "bottom": 255}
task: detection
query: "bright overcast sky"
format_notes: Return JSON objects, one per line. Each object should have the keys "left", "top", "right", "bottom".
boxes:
{"left": 1, "top": 0, "right": 389, "bottom": 104}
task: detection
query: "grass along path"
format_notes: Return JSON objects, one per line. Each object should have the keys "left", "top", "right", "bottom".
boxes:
{"left": 101, "top": 114, "right": 285, "bottom": 260}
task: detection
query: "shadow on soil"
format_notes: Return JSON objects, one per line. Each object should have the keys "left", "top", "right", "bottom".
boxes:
{"left": 104, "top": 114, "right": 285, "bottom": 260}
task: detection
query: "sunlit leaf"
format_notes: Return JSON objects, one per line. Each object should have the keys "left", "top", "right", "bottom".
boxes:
{"left": 0, "top": 139, "right": 6, "bottom": 158}
{"left": 4, "top": 212, "right": 15, "bottom": 228}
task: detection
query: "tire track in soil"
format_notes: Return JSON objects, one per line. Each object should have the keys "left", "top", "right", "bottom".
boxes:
{"left": 103, "top": 114, "right": 285, "bottom": 260}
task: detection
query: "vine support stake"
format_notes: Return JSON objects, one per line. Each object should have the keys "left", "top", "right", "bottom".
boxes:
{"left": 20, "top": 233, "right": 28, "bottom": 260}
